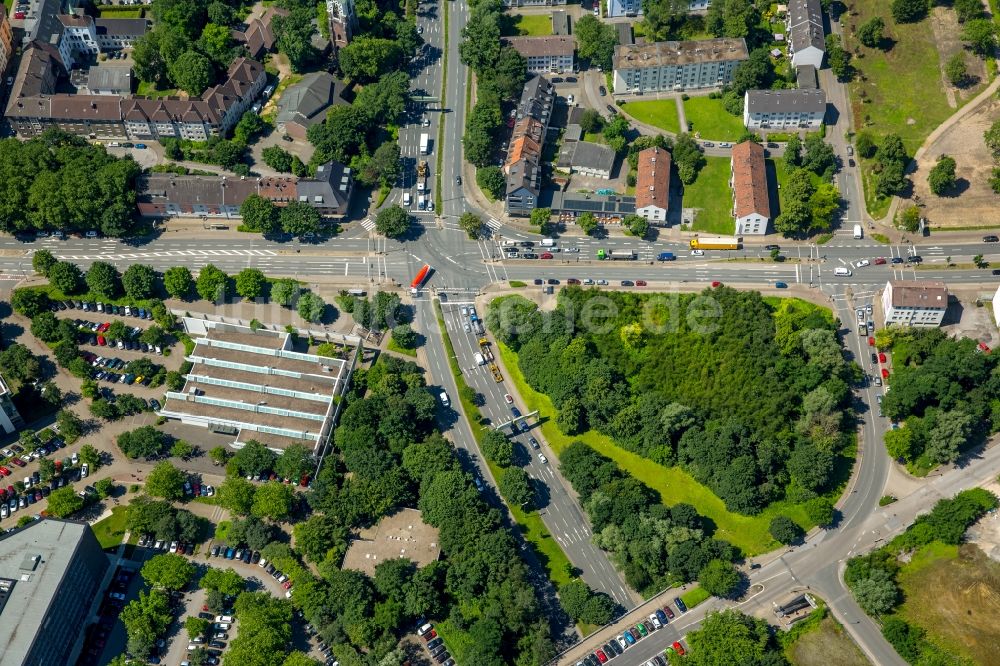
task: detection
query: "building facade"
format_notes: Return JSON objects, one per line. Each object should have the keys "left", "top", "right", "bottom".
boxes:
{"left": 730, "top": 140, "right": 770, "bottom": 235}
{"left": 504, "top": 36, "right": 575, "bottom": 74}
{"left": 0, "top": 6, "right": 14, "bottom": 77}
{"left": 786, "top": 0, "right": 825, "bottom": 69}
{"left": 0, "top": 374, "right": 25, "bottom": 435}
{"left": 504, "top": 75, "right": 555, "bottom": 216}
{"left": 0, "top": 520, "right": 112, "bottom": 666}
{"left": 881, "top": 281, "right": 949, "bottom": 327}
{"left": 743, "top": 88, "right": 826, "bottom": 130}
{"left": 635, "top": 146, "right": 671, "bottom": 224}
{"left": 326, "top": 0, "right": 356, "bottom": 47}
{"left": 613, "top": 38, "right": 748, "bottom": 94}
{"left": 607, "top": 0, "right": 641, "bottom": 17}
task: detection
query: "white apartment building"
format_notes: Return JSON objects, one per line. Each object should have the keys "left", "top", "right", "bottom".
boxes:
{"left": 608, "top": 0, "right": 641, "bottom": 17}
{"left": 613, "top": 38, "right": 748, "bottom": 94}
{"left": 743, "top": 89, "right": 826, "bottom": 131}
{"left": 730, "top": 141, "right": 770, "bottom": 235}
{"left": 504, "top": 36, "right": 575, "bottom": 74}
{"left": 786, "top": 0, "right": 825, "bottom": 69}
{"left": 881, "top": 280, "right": 949, "bottom": 327}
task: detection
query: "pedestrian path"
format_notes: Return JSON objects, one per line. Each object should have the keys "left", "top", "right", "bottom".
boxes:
{"left": 52, "top": 249, "right": 279, "bottom": 260}
{"left": 360, "top": 217, "right": 376, "bottom": 231}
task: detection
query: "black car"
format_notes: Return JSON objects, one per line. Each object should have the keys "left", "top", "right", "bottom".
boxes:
{"left": 764, "top": 244, "right": 780, "bottom": 251}
{"left": 870, "top": 352, "right": 878, "bottom": 364}
{"left": 606, "top": 104, "right": 618, "bottom": 115}
{"left": 984, "top": 235, "right": 999, "bottom": 242}
{"left": 599, "top": 85, "right": 607, "bottom": 96}
{"left": 891, "top": 257, "right": 904, "bottom": 264}
{"left": 547, "top": 278, "right": 559, "bottom": 285}
{"left": 427, "top": 638, "right": 443, "bottom": 650}
{"left": 992, "top": 269, "right": 1000, "bottom": 276}
{"left": 209, "top": 641, "right": 226, "bottom": 649}
{"left": 430, "top": 645, "right": 446, "bottom": 658}
{"left": 675, "top": 597, "right": 688, "bottom": 613}
{"left": 621, "top": 280, "right": 634, "bottom": 286}
{"left": 906, "top": 255, "right": 922, "bottom": 263}
{"left": 455, "top": 175, "right": 462, "bottom": 185}
{"left": 533, "top": 279, "right": 543, "bottom": 285}
{"left": 64, "top": 300, "right": 75, "bottom": 309}
{"left": 523, "top": 253, "right": 537, "bottom": 259}
{"left": 433, "top": 652, "right": 451, "bottom": 665}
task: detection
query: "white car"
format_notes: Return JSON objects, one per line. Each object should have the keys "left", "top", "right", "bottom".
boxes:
{"left": 504, "top": 394, "right": 514, "bottom": 404}
{"left": 81, "top": 463, "right": 89, "bottom": 477}
{"left": 691, "top": 249, "right": 705, "bottom": 256}
{"left": 71, "top": 452, "right": 79, "bottom": 465}
{"left": 169, "top": 541, "right": 178, "bottom": 553}
{"left": 215, "top": 615, "right": 234, "bottom": 623}
{"left": 537, "top": 453, "right": 548, "bottom": 464}
{"left": 649, "top": 613, "right": 662, "bottom": 629}
{"left": 857, "top": 259, "right": 871, "bottom": 267}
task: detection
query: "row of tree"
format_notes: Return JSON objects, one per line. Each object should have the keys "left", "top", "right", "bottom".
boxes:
{"left": 488, "top": 290, "right": 857, "bottom": 515}
{"left": 776, "top": 135, "right": 841, "bottom": 237}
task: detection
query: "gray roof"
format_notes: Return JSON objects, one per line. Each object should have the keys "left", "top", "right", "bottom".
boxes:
{"left": 552, "top": 10, "right": 570, "bottom": 35}
{"left": 541, "top": 190, "right": 636, "bottom": 214}
{"left": 563, "top": 123, "right": 582, "bottom": 142}
{"left": 787, "top": 0, "right": 825, "bottom": 53}
{"left": 275, "top": 72, "right": 347, "bottom": 129}
{"left": 94, "top": 17, "right": 149, "bottom": 38}
{"left": 0, "top": 519, "right": 109, "bottom": 664}
{"left": 615, "top": 22, "right": 633, "bottom": 46}
{"left": 745, "top": 88, "right": 826, "bottom": 115}
{"left": 614, "top": 38, "right": 749, "bottom": 70}
{"left": 296, "top": 160, "right": 353, "bottom": 213}
{"left": 86, "top": 65, "right": 131, "bottom": 92}
{"left": 795, "top": 64, "right": 817, "bottom": 89}
{"left": 558, "top": 140, "right": 615, "bottom": 173}
{"left": 24, "top": 0, "right": 65, "bottom": 46}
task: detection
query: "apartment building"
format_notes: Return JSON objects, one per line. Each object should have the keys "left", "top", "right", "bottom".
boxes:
{"left": 634, "top": 146, "right": 671, "bottom": 224}
{"left": 0, "top": 374, "right": 25, "bottom": 435}
{"left": 882, "top": 281, "right": 949, "bottom": 327}
{"left": 504, "top": 0, "right": 566, "bottom": 7}
{"left": 743, "top": 88, "right": 826, "bottom": 131}
{"left": 786, "top": 0, "right": 825, "bottom": 69}
{"left": 57, "top": 13, "right": 149, "bottom": 66}
{"left": 0, "top": 6, "right": 13, "bottom": 78}
{"left": 730, "top": 141, "right": 770, "bottom": 235}
{"left": 613, "top": 38, "right": 748, "bottom": 94}
{"left": 504, "top": 36, "right": 575, "bottom": 74}
{"left": 504, "top": 75, "right": 555, "bottom": 216}
{"left": 607, "top": 0, "right": 641, "bottom": 17}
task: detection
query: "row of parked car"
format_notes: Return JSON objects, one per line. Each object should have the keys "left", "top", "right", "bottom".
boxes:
{"left": 417, "top": 622, "right": 454, "bottom": 665}
{"left": 578, "top": 599, "right": 689, "bottom": 666}
{"left": 84, "top": 352, "right": 157, "bottom": 388}
{"left": 52, "top": 299, "right": 155, "bottom": 320}
{"left": 74, "top": 318, "right": 162, "bottom": 354}
{"left": 185, "top": 613, "right": 234, "bottom": 665}
{"left": 206, "top": 546, "right": 296, "bottom": 595}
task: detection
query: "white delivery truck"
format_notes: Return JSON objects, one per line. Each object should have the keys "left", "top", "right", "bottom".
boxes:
{"left": 541, "top": 238, "right": 556, "bottom": 246}
{"left": 474, "top": 352, "right": 485, "bottom": 365}
{"left": 853, "top": 224, "right": 863, "bottom": 239}
{"left": 402, "top": 192, "right": 411, "bottom": 206}
{"left": 419, "top": 133, "right": 429, "bottom": 155}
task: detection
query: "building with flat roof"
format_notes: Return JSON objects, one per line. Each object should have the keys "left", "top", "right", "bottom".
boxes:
{"left": 504, "top": 36, "right": 574, "bottom": 74}
{"left": 635, "top": 146, "right": 671, "bottom": 224}
{"left": 275, "top": 72, "right": 349, "bottom": 140}
{"left": 730, "top": 140, "right": 770, "bottom": 235}
{"left": 0, "top": 519, "right": 111, "bottom": 666}
{"left": 505, "top": 0, "right": 566, "bottom": 7}
{"left": 881, "top": 281, "right": 949, "bottom": 327}
{"left": 613, "top": 38, "right": 748, "bottom": 94}
{"left": 796, "top": 63, "right": 817, "bottom": 89}
{"left": 342, "top": 508, "right": 441, "bottom": 576}
{"left": 86, "top": 64, "right": 131, "bottom": 95}
{"left": 743, "top": 88, "right": 826, "bottom": 131}
{"left": 159, "top": 319, "right": 359, "bottom": 453}
{"left": 552, "top": 10, "right": 570, "bottom": 35}
{"left": 786, "top": 0, "right": 824, "bottom": 69}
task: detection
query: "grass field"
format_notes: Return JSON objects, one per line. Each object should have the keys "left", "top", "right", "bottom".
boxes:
{"left": 621, "top": 100, "right": 681, "bottom": 134}
{"left": 136, "top": 81, "right": 178, "bottom": 98}
{"left": 497, "top": 339, "right": 837, "bottom": 556}
{"left": 386, "top": 337, "right": 417, "bottom": 357}
{"left": 679, "top": 587, "right": 710, "bottom": 610}
{"left": 683, "top": 156, "right": 733, "bottom": 235}
{"left": 684, "top": 97, "right": 745, "bottom": 141}
{"left": 506, "top": 13, "right": 552, "bottom": 36}
{"left": 95, "top": 5, "right": 142, "bottom": 16}
{"left": 785, "top": 614, "right": 869, "bottom": 666}
{"left": 92, "top": 506, "right": 129, "bottom": 549}
{"left": 896, "top": 542, "right": 1000, "bottom": 664}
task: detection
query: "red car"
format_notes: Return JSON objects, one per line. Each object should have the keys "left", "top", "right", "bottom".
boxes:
{"left": 672, "top": 641, "right": 686, "bottom": 656}
{"left": 874, "top": 257, "right": 887, "bottom": 265}
{"left": 635, "top": 280, "right": 647, "bottom": 286}
{"left": 422, "top": 629, "right": 437, "bottom": 642}
{"left": 97, "top": 335, "right": 106, "bottom": 346}
{"left": 98, "top": 322, "right": 111, "bottom": 332}
{"left": 540, "top": 252, "right": 553, "bottom": 259}
{"left": 711, "top": 281, "right": 722, "bottom": 287}
{"left": 567, "top": 278, "right": 581, "bottom": 285}
{"left": 868, "top": 336, "right": 875, "bottom": 347}
{"left": 595, "top": 649, "right": 608, "bottom": 663}
{"left": 978, "top": 342, "right": 992, "bottom": 354}
{"left": 663, "top": 605, "right": 675, "bottom": 619}
{"left": 299, "top": 474, "right": 310, "bottom": 487}
{"left": 881, "top": 368, "right": 890, "bottom": 379}
{"left": 0, "top": 467, "right": 9, "bottom": 476}
{"left": 10, "top": 458, "right": 25, "bottom": 467}
{"left": 13, "top": 12, "right": 24, "bottom": 19}
{"left": 282, "top": 580, "right": 293, "bottom": 589}
{"left": 878, "top": 352, "right": 887, "bottom": 363}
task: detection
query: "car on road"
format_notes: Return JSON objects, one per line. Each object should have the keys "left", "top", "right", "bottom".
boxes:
{"left": 537, "top": 453, "right": 547, "bottom": 464}
{"left": 547, "top": 278, "right": 559, "bottom": 285}
{"left": 866, "top": 304, "right": 873, "bottom": 315}
{"left": 596, "top": 279, "right": 609, "bottom": 285}
{"left": 984, "top": 235, "right": 999, "bottom": 242}
{"left": 890, "top": 257, "right": 904, "bottom": 264}
{"left": 635, "top": 280, "right": 647, "bottom": 286}
{"left": 540, "top": 252, "right": 553, "bottom": 259}
{"left": 134, "top": 143, "right": 146, "bottom": 149}
{"left": 455, "top": 175, "right": 462, "bottom": 185}
{"left": 764, "top": 244, "right": 780, "bottom": 251}
{"left": 702, "top": 141, "right": 714, "bottom": 147}
{"left": 606, "top": 104, "right": 618, "bottom": 115}
{"left": 874, "top": 376, "right": 882, "bottom": 386}
{"left": 528, "top": 436, "right": 539, "bottom": 449}
{"left": 774, "top": 282, "right": 787, "bottom": 288}
{"left": 718, "top": 142, "right": 732, "bottom": 148}
{"left": 504, "top": 393, "right": 514, "bottom": 404}
{"left": 857, "top": 259, "right": 870, "bottom": 267}
{"left": 906, "top": 255, "right": 922, "bottom": 263}
{"left": 599, "top": 85, "right": 607, "bottom": 96}
{"left": 711, "top": 281, "right": 722, "bottom": 287}
{"left": 511, "top": 407, "right": 521, "bottom": 418}
{"left": 620, "top": 280, "right": 634, "bottom": 286}
{"left": 874, "top": 257, "right": 887, "bottom": 265}
{"left": 871, "top": 352, "right": 879, "bottom": 364}
{"left": 691, "top": 249, "right": 705, "bottom": 256}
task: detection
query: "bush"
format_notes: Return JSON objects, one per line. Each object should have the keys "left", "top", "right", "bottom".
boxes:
{"left": 769, "top": 515, "right": 803, "bottom": 544}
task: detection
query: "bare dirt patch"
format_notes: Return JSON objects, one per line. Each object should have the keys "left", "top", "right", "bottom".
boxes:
{"left": 786, "top": 615, "right": 870, "bottom": 666}
{"left": 929, "top": 7, "right": 989, "bottom": 108}
{"left": 908, "top": 95, "right": 1000, "bottom": 228}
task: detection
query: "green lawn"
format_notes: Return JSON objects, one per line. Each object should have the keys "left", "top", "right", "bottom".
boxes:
{"left": 386, "top": 337, "right": 417, "bottom": 357}
{"left": 92, "top": 506, "right": 129, "bottom": 549}
{"left": 679, "top": 587, "right": 710, "bottom": 610}
{"left": 136, "top": 81, "right": 178, "bottom": 98}
{"left": 507, "top": 13, "right": 552, "bottom": 36}
{"left": 95, "top": 5, "right": 142, "bottom": 16}
{"left": 683, "top": 97, "right": 745, "bottom": 141}
{"left": 497, "top": 338, "right": 840, "bottom": 556}
{"left": 683, "top": 156, "right": 734, "bottom": 235}
{"left": 621, "top": 99, "right": 681, "bottom": 134}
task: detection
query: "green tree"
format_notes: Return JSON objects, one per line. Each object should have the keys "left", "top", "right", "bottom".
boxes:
{"left": 685, "top": 609, "right": 782, "bottom": 664}
{"left": 145, "top": 461, "right": 187, "bottom": 500}
{"left": 623, "top": 214, "right": 649, "bottom": 239}
{"left": 963, "top": 18, "right": 996, "bottom": 55}
{"left": 926, "top": 409, "right": 972, "bottom": 464}
{"left": 784, "top": 134, "right": 803, "bottom": 168}
{"left": 293, "top": 513, "right": 349, "bottom": 564}
{"left": 279, "top": 201, "right": 321, "bottom": 237}
{"left": 141, "top": 553, "right": 195, "bottom": 590}
{"left": 928, "top": 155, "right": 957, "bottom": 195}
{"left": 480, "top": 429, "right": 514, "bottom": 467}
{"left": 11, "top": 289, "right": 51, "bottom": 317}
{"left": 458, "top": 212, "right": 485, "bottom": 240}
{"left": 38, "top": 457, "right": 55, "bottom": 482}
{"left": 804, "top": 496, "right": 835, "bottom": 527}
{"left": 235, "top": 268, "right": 267, "bottom": 300}
{"left": 139, "top": 325, "right": 166, "bottom": 348}
{"left": 768, "top": 515, "right": 802, "bottom": 544}
{"left": 338, "top": 36, "right": 403, "bottom": 82}
{"left": 201, "top": 567, "right": 247, "bottom": 595}
{"left": 271, "top": 278, "right": 299, "bottom": 307}
{"left": 251, "top": 481, "right": 295, "bottom": 521}
{"left": 46, "top": 486, "right": 85, "bottom": 517}
{"left": 897, "top": 205, "right": 921, "bottom": 233}
{"left": 274, "top": 443, "right": 313, "bottom": 482}
{"left": 163, "top": 266, "right": 194, "bottom": 299}
{"left": 273, "top": 8, "right": 319, "bottom": 72}
{"left": 891, "top": 0, "right": 928, "bottom": 22}
{"left": 574, "top": 14, "right": 617, "bottom": 70}
{"left": 94, "top": 477, "right": 115, "bottom": 499}
{"left": 170, "top": 50, "right": 214, "bottom": 95}
{"left": 122, "top": 264, "right": 158, "bottom": 300}
{"left": 239, "top": 194, "right": 278, "bottom": 233}
{"left": 79, "top": 444, "right": 102, "bottom": 468}
{"left": 577, "top": 212, "right": 599, "bottom": 236}
{"left": 391, "top": 324, "right": 417, "bottom": 349}
{"left": 209, "top": 446, "right": 230, "bottom": 466}
{"left": 857, "top": 16, "right": 885, "bottom": 48}
{"left": 31, "top": 311, "right": 60, "bottom": 342}
{"left": 186, "top": 616, "right": 211, "bottom": 639}
{"left": 195, "top": 264, "right": 228, "bottom": 302}
{"left": 359, "top": 140, "right": 401, "bottom": 187}
{"left": 826, "top": 34, "right": 852, "bottom": 81}
{"left": 218, "top": 476, "right": 256, "bottom": 515}
{"left": 375, "top": 205, "right": 410, "bottom": 238}
{"left": 852, "top": 567, "right": 898, "bottom": 615}
{"left": 529, "top": 207, "right": 552, "bottom": 233}
{"left": 32, "top": 249, "right": 57, "bottom": 276}
{"left": 945, "top": 53, "right": 969, "bottom": 86}
{"left": 579, "top": 108, "right": 604, "bottom": 134}
{"left": 558, "top": 580, "right": 615, "bottom": 625}
{"left": 697, "top": 559, "right": 740, "bottom": 598}
{"left": 476, "top": 166, "right": 506, "bottom": 200}
{"left": 170, "top": 439, "right": 196, "bottom": 459}
{"left": 498, "top": 466, "right": 533, "bottom": 507}
{"left": 673, "top": 133, "right": 706, "bottom": 184}
{"left": 49, "top": 261, "right": 83, "bottom": 294}
{"left": 56, "top": 409, "right": 85, "bottom": 442}
{"left": 297, "top": 292, "right": 326, "bottom": 322}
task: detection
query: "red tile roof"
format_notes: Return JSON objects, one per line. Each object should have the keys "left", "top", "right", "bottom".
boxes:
{"left": 730, "top": 141, "right": 770, "bottom": 220}
{"left": 635, "top": 146, "right": 670, "bottom": 212}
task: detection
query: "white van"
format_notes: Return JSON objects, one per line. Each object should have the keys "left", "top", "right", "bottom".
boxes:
{"left": 439, "top": 391, "right": 450, "bottom": 406}
{"left": 541, "top": 238, "right": 556, "bottom": 247}
{"left": 501, "top": 240, "right": 518, "bottom": 247}
{"left": 474, "top": 352, "right": 485, "bottom": 365}
{"left": 853, "top": 224, "right": 863, "bottom": 240}
{"left": 834, "top": 266, "right": 852, "bottom": 277}
{"left": 402, "top": 192, "right": 411, "bottom": 206}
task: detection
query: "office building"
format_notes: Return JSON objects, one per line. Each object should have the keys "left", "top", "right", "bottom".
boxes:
{"left": 0, "top": 519, "right": 111, "bottom": 666}
{"left": 743, "top": 88, "right": 826, "bottom": 131}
